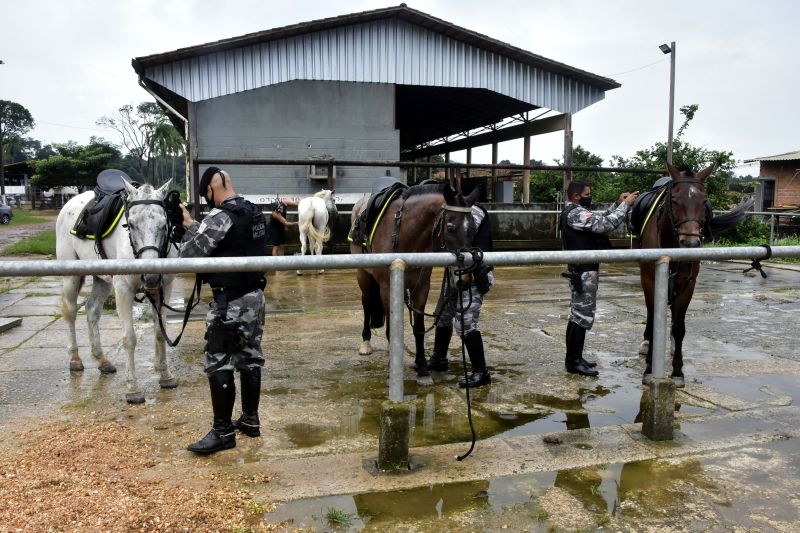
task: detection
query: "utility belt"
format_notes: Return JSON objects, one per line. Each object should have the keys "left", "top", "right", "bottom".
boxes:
{"left": 209, "top": 279, "right": 266, "bottom": 306}
{"left": 561, "top": 264, "right": 598, "bottom": 294}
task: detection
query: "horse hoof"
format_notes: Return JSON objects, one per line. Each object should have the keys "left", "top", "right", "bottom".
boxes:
{"left": 99, "top": 363, "right": 117, "bottom": 374}
{"left": 671, "top": 375, "right": 685, "bottom": 388}
{"left": 642, "top": 373, "right": 653, "bottom": 385}
{"left": 358, "top": 342, "right": 373, "bottom": 355}
{"left": 126, "top": 392, "right": 145, "bottom": 404}
{"left": 69, "top": 361, "right": 84, "bottom": 372}
{"left": 159, "top": 378, "right": 178, "bottom": 389}
{"left": 416, "top": 374, "right": 434, "bottom": 387}
{"left": 638, "top": 340, "right": 649, "bottom": 356}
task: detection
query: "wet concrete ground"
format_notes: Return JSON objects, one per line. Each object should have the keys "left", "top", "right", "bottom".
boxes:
{"left": 0, "top": 259, "right": 799, "bottom": 531}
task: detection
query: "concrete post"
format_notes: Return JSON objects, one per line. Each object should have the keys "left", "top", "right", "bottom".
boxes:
{"left": 522, "top": 135, "right": 531, "bottom": 203}
{"left": 642, "top": 256, "right": 675, "bottom": 440}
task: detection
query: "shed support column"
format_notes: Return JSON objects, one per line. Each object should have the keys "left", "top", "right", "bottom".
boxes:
{"left": 379, "top": 259, "right": 412, "bottom": 471}
{"left": 426, "top": 156, "right": 432, "bottom": 180}
{"left": 445, "top": 152, "right": 451, "bottom": 183}
{"left": 642, "top": 256, "right": 675, "bottom": 441}
{"left": 522, "top": 135, "right": 531, "bottom": 204}
{"left": 466, "top": 148, "right": 472, "bottom": 180}
{"left": 563, "top": 113, "right": 573, "bottom": 194}
{"left": 491, "top": 142, "right": 498, "bottom": 202}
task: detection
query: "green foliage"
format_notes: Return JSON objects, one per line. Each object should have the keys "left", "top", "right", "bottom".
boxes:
{"left": 1, "top": 229, "right": 56, "bottom": 256}
{"left": 0, "top": 100, "right": 35, "bottom": 144}
{"left": 324, "top": 507, "right": 353, "bottom": 527}
{"left": 524, "top": 146, "right": 604, "bottom": 202}
{"left": 30, "top": 139, "right": 122, "bottom": 189}
{"left": 714, "top": 215, "right": 769, "bottom": 244}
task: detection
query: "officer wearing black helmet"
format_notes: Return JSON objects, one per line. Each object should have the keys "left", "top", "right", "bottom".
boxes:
{"left": 177, "top": 167, "right": 268, "bottom": 454}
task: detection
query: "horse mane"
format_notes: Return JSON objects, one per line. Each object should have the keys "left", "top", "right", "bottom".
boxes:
{"left": 313, "top": 190, "right": 331, "bottom": 198}
{"left": 405, "top": 182, "right": 445, "bottom": 197}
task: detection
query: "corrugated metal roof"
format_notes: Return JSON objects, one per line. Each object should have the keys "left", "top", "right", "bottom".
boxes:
{"left": 133, "top": 5, "right": 618, "bottom": 114}
{"left": 743, "top": 150, "right": 800, "bottom": 163}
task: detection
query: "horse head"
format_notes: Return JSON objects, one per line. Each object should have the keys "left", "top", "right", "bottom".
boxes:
{"left": 440, "top": 185, "right": 480, "bottom": 251}
{"left": 315, "top": 189, "right": 337, "bottom": 215}
{"left": 122, "top": 179, "right": 172, "bottom": 290}
{"left": 666, "top": 163, "right": 714, "bottom": 248}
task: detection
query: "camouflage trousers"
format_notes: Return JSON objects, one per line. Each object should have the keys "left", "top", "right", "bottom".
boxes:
{"left": 435, "top": 270, "right": 494, "bottom": 336}
{"left": 568, "top": 270, "right": 599, "bottom": 330}
{"left": 204, "top": 289, "right": 266, "bottom": 373}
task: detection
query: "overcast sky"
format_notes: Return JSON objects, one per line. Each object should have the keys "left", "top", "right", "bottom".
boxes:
{"left": 2, "top": 0, "right": 797, "bottom": 176}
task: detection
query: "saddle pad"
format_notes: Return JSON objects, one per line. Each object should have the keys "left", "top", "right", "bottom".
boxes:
{"left": 630, "top": 187, "right": 667, "bottom": 238}
{"left": 71, "top": 193, "right": 126, "bottom": 240}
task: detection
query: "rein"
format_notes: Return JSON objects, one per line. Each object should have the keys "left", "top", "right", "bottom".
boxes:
{"left": 123, "top": 195, "right": 197, "bottom": 347}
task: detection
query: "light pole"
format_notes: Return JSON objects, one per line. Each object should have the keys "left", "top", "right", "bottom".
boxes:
{"left": 659, "top": 42, "right": 676, "bottom": 166}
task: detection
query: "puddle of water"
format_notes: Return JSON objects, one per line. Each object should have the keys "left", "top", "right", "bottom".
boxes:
{"left": 263, "top": 455, "right": 742, "bottom": 530}
{"left": 703, "top": 374, "right": 800, "bottom": 405}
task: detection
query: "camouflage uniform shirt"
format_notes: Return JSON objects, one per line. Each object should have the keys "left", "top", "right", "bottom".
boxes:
{"left": 181, "top": 195, "right": 266, "bottom": 371}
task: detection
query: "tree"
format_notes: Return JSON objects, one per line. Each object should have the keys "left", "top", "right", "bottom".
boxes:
{"left": 0, "top": 100, "right": 35, "bottom": 197}
{"left": 608, "top": 105, "right": 735, "bottom": 207}
{"left": 96, "top": 102, "right": 165, "bottom": 180}
{"left": 149, "top": 120, "right": 185, "bottom": 187}
{"left": 30, "top": 139, "right": 122, "bottom": 190}
{"left": 521, "top": 146, "right": 605, "bottom": 202}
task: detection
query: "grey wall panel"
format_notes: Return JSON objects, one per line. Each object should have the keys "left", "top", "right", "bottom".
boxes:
{"left": 193, "top": 81, "right": 400, "bottom": 197}
{"left": 145, "top": 19, "right": 605, "bottom": 113}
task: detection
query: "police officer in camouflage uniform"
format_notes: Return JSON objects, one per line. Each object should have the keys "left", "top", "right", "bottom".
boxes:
{"left": 428, "top": 203, "right": 494, "bottom": 388}
{"left": 178, "top": 167, "right": 269, "bottom": 454}
{"left": 560, "top": 181, "right": 638, "bottom": 377}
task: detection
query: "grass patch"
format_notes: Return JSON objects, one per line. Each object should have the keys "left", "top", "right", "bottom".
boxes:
{"left": 9, "top": 210, "right": 49, "bottom": 225}
{"left": 325, "top": 507, "right": 354, "bottom": 528}
{"left": 1, "top": 229, "right": 56, "bottom": 256}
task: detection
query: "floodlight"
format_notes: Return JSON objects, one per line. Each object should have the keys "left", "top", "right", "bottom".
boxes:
{"left": 659, "top": 44, "right": 672, "bottom": 54}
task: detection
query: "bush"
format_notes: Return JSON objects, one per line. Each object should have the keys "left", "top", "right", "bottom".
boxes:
{"left": 714, "top": 215, "right": 769, "bottom": 245}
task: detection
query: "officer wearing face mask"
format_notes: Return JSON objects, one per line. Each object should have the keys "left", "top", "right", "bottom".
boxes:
{"left": 178, "top": 166, "right": 268, "bottom": 454}
{"left": 560, "top": 181, "right": 638, "bottom": 377}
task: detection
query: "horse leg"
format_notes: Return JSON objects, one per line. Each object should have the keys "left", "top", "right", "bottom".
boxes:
{"left": 62, "top": 275, "right": 85, "bottom": 371}
{"left": 85, "top": 276, "right": 117, "bottom": 374}
{"left": 114, "top": 277, "right": 144, "bottom": 404}
{"left": 154, "top": 277, "right": 177, "bottom": 389}
{"left": 297, "top": 230, "right": 307, "bottom": 276}
{"left": 411, "top": 273, "right": 433, "bottom": 386}
{"left": 357, "top": 269, "right": 373, "bottom": 355}
{"left": 315, "top": 235, "right": 325, "bottom": 274}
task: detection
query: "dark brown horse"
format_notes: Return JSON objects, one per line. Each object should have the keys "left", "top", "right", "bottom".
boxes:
{"left": 350, "top": 181, "right": 479, "bottom": 385}
{"left": 637, "top": 163, "right": 715, "bottom": 388}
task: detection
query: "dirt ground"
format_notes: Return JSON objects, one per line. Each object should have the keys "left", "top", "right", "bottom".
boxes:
{"left": 0, "top": 217, "right": 799, "bottom": 532}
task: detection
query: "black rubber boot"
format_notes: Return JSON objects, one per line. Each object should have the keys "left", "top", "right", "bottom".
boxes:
{"left": 427, "top": 326, "right": 452, "bottom": 371}
{"left": 187, "top": 370, "right": 236, "bottom": 454}
{"left": 565, "top": 322, "right": 598, "bottom": 377}
{"left": 458, "top": 330, "right": 491, "bottom": 388}
{"left": 233, "top": 367, "right": 261, "bottom": 437}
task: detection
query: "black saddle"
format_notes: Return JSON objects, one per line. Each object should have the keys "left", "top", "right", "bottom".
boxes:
{"left": 71, "top": 170, "right": 136, "bottom": 245}
{"left": 349, "top": 178, "right": 408, "bottom": 247}
{"left": 630, "top": 182, "right": 669, "bottom": 238}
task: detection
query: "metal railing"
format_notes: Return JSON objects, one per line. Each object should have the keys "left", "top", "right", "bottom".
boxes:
{"left": 2, "top": 245, "right": 799, "bottom": 443}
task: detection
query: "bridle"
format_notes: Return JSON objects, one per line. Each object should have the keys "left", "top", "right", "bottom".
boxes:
{"left": 123, "top": 196, "right": 172, "bottom": 259}
{"left": 123, "top": 192, "right": 198, "bottom": 347}
{"left": 665, "top": 178, "right": 708, "bottom": 241}
{"left": 432, "top": 203, "right": 474, "bottom": 251}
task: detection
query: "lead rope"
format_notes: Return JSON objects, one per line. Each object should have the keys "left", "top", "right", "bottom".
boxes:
{"left": 452, "top": 247, "right": 484, "bottom": 461}
{"left": 743, "top": 244, "right": 772, "bottom": 278}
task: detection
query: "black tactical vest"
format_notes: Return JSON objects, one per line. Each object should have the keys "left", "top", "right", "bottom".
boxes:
{"left": 560, "top": 204, "right": 610, "bottom": 272}
{"left": 203, "top": 197, "right": 268, "bottom": 289}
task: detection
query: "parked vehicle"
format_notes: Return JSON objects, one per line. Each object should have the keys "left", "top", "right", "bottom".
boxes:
{"left": 0, "top": 204, "right": 13, "bottom": 224}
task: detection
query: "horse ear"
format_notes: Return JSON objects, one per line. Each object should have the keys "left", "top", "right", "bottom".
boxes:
{"left": 443, "top": 183, "right": 457, "bottom": 205}
{"left": 666, "top": 163, "right": 681, "bottom": 180}
{"left": 465, "top": 187, "right": 481, "bottom": 206}
{"left": 696, "top": 164, "right": 716, "bottom": 181}
{"left": 155, "top": 179, "right": 172, "bottom": 198}
{"left": 122, "top": 179, "right": 138, "bottom": 199}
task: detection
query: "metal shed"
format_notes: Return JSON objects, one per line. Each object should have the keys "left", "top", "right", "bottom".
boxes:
{"left": 132, "top": 4, "right": 619, "bottom": 205}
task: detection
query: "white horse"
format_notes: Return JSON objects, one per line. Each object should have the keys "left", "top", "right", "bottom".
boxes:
{"left": 297, "top": 190, "right": 336, "bottom": 272}
{"left": 56, "top": 179, "right": 177, "bottom": 404}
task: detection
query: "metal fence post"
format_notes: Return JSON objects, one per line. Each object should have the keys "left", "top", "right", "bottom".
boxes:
{"left": 642, "top": 255, "right": 675, "bottom": 440}
{"left": 388, "top": 259, "right": 407, "bottom": 402}
{"left": 378, "top": 259, "right": 412, "bottom": 471}
{"left": 770, "top": 215, "right": 775, "bottom": 245}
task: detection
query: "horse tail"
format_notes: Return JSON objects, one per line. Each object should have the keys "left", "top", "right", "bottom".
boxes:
{"left": 300, "top": 207, "right": 314, "bottom": 235}
{"left": 368, "top": 276, "right": 385, "bottom": 329}
{"left": 306, "top": 217, "right": 331, "bottom": 243}
{"left": 709, "top": 198, "right": 754, "bottom": 237}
